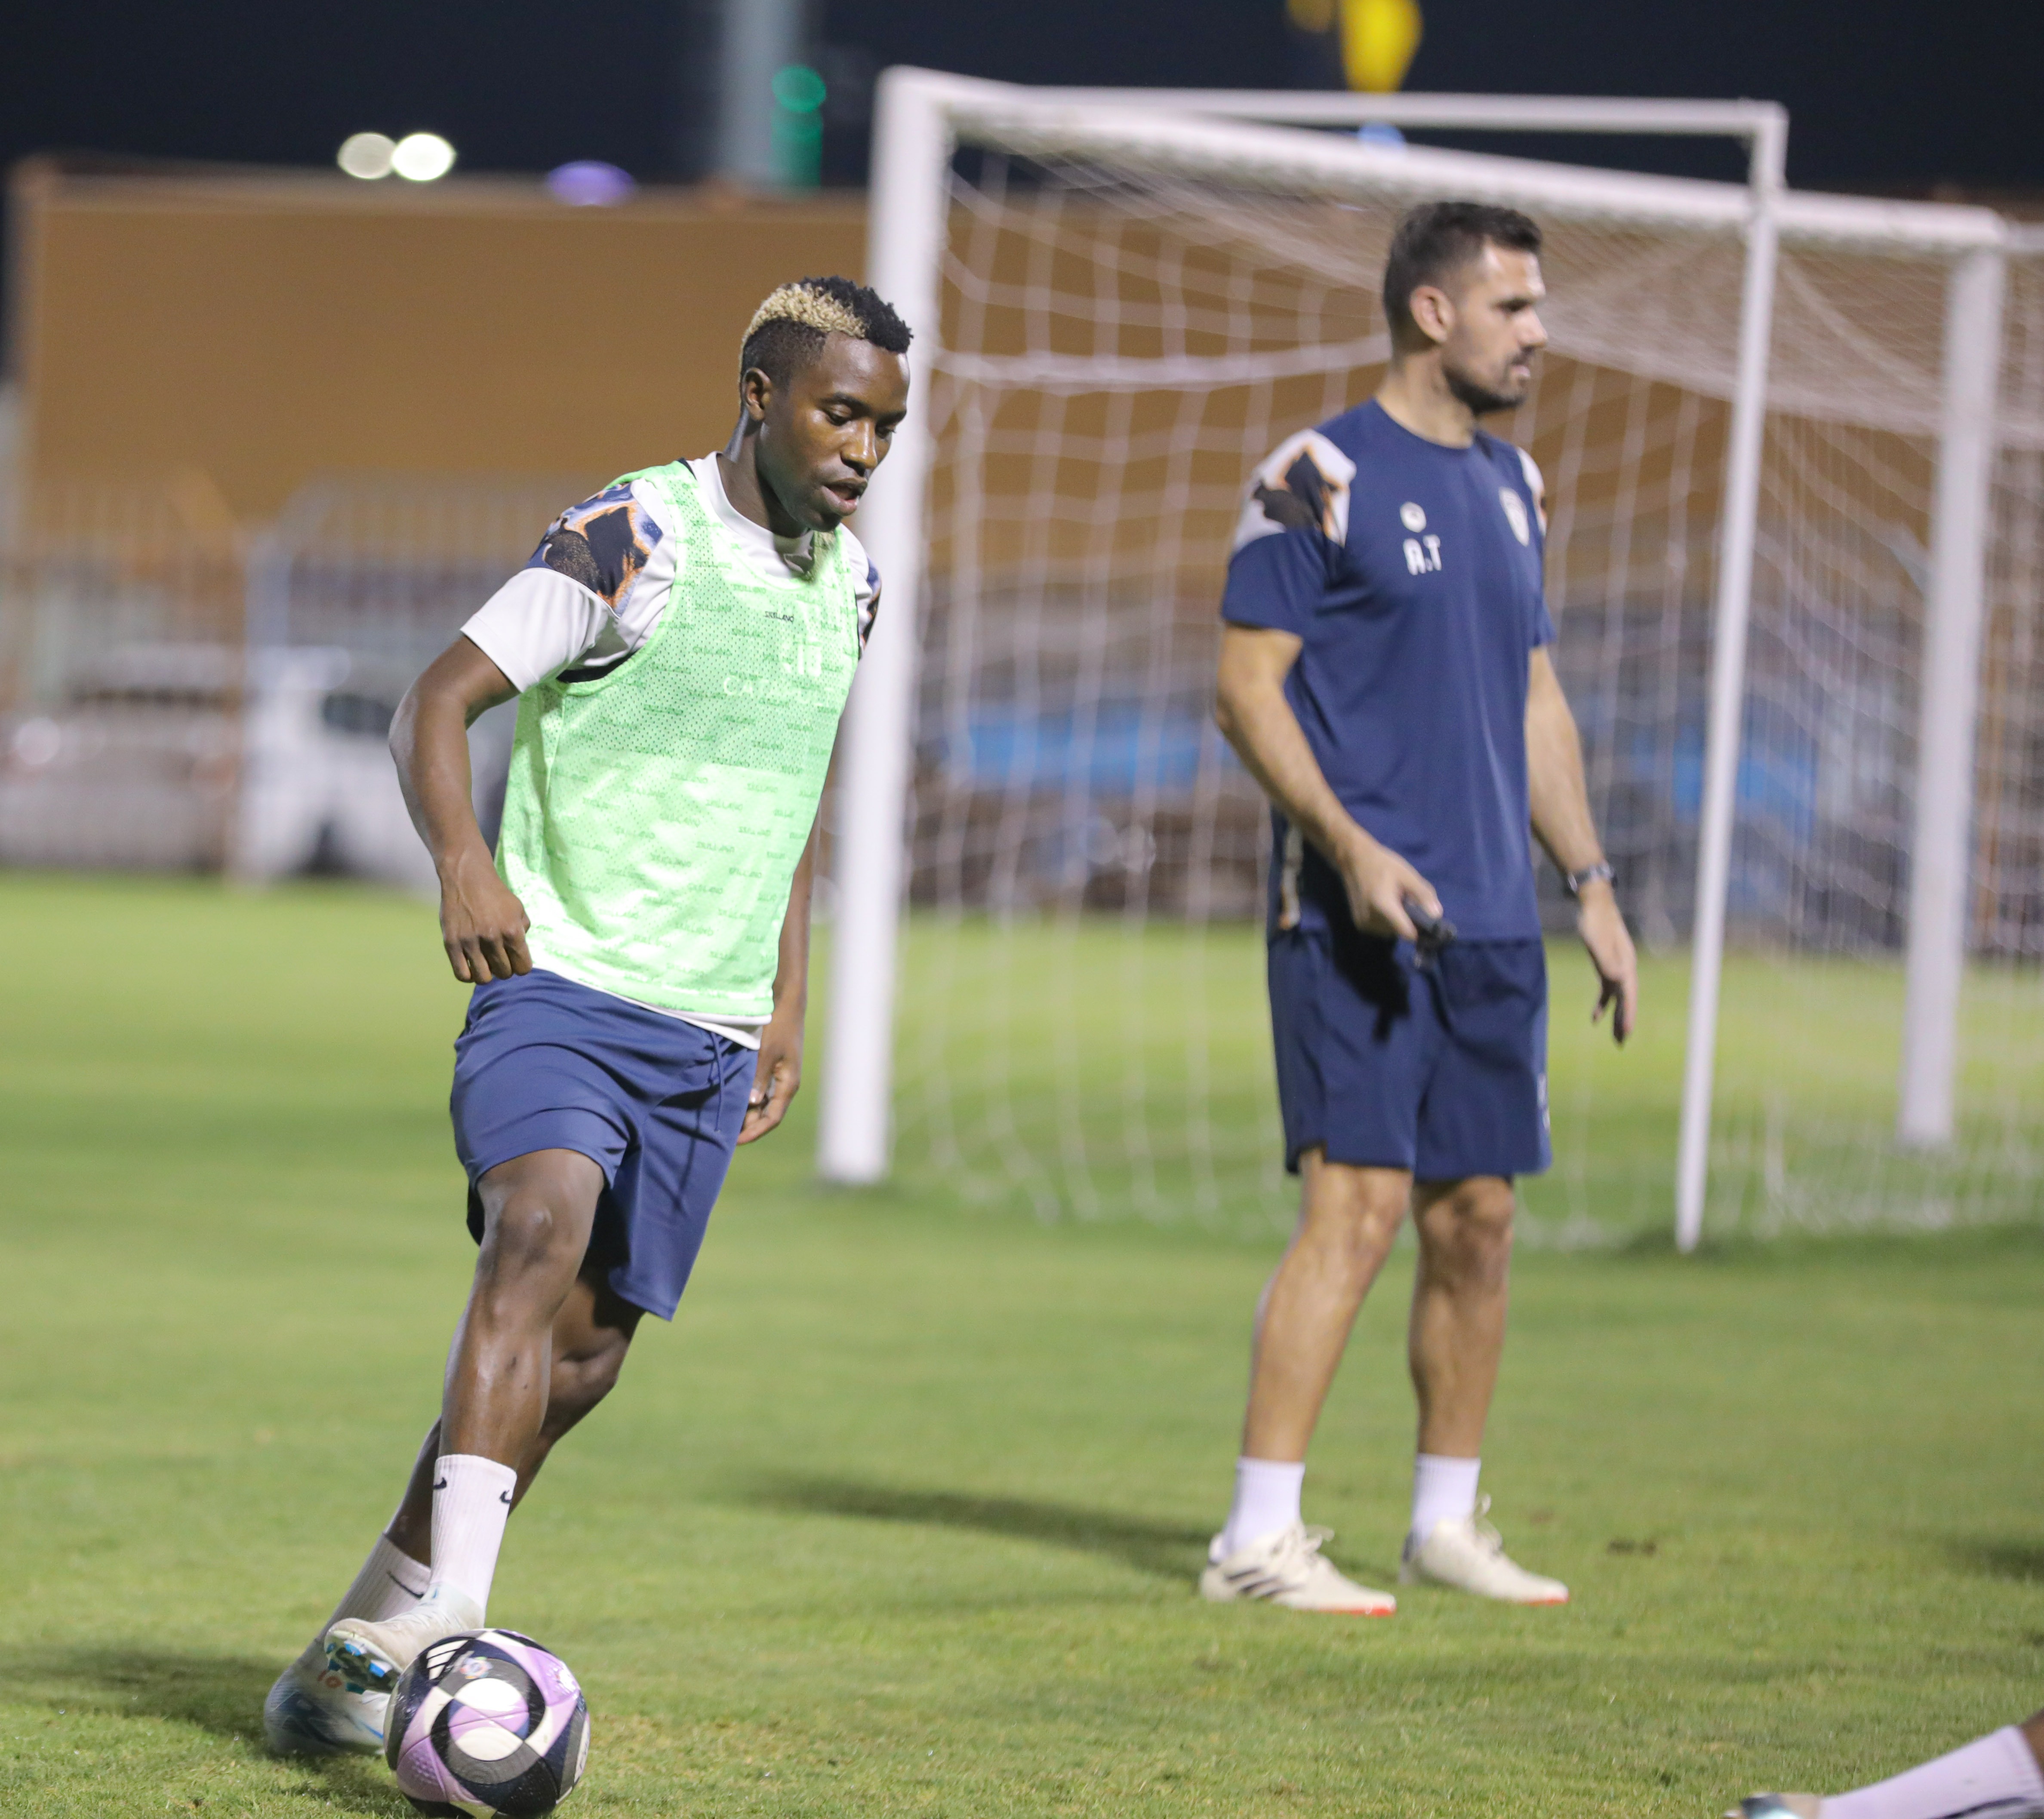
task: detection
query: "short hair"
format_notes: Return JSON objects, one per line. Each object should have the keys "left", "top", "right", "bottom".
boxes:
{"left": 1382, "top": 201, "right": 1542, "bottom": 335}
{"left": 739, "top": 275, "right": 913, "bottom": 384}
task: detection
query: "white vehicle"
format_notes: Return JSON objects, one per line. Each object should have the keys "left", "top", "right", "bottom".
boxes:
{"left": 236, "top": 645, "right": 511, "bottom": 890}
{"left": 0, "top": 642, "right": 508, "bottom": 887}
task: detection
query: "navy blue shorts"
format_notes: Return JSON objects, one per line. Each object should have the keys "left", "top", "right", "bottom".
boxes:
{"left": 1268, "top": 928, "right": 1550, "bottom": 1181}
{"left": 449, "top": 968, "right": 754, "bottom": 1321}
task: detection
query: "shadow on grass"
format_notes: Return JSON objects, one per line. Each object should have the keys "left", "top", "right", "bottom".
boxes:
{"left": 0, "top": 1644, "right": 407, "bottom": 1812}
{"left": 750, "top": 1474, "right": 1211, "bottom": 1580}
{"left": 1951, "top": 1539, "right": 2044, "bottom": 1584}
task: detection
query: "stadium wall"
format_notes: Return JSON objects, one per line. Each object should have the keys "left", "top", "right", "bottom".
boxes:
{"left": 5, "top": 160, "right": 869, "bottom": 522}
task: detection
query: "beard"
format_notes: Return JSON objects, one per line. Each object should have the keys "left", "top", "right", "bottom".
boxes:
{"left": 1444, "top": 357, "right": 1531, "bottom": 418}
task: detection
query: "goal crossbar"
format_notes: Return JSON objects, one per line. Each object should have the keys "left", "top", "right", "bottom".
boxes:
{"left": 816, "top": 69, "right": 2020, "bottom": 1253}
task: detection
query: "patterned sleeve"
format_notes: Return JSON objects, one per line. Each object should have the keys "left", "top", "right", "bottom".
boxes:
{"left": 1220, "top": 429, "right": 1355, "bottom": 635}
{"left": 461, "top": 482, "right": 673, "bottom": 689}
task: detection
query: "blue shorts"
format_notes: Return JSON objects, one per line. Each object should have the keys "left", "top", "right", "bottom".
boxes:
{"left": 449, "top": 968, "right": 754, "bottom": 1321}
{"left": 1268, "top": 928, "right": 1550, "bottom": 1181}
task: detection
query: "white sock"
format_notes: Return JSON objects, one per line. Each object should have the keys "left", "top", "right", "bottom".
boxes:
{"left": 1409, "top": 1453, "right": 1481, "bottom": 1548}
{"left": 1825, "top": 1727, "right": 2044, "bottom": 1819}
{"left": 1220, "top": 1456, "right": 1305, "bottom": 1555}
{"left": 300, "top": 1533, "right": 430, "bottom": 1666}
{"left": 425, "top": 1454, "right": 518, "bottom": 1616}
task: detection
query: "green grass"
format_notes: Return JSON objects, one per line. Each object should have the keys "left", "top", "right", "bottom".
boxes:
{"left": 1, "top": 873, "right": 2041, "bottom": 1817}
{"left": 890, "top": 917, "right": 2044, "bottom": 1239}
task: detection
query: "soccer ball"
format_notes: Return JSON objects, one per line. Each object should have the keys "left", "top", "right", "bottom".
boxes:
{"left": 384, "top": 1628, "right": 589, "bottom": 1818}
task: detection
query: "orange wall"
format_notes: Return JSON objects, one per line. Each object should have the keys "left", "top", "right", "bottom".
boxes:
{"left": 9, "top": 162, "right": 869, "bottom": 522}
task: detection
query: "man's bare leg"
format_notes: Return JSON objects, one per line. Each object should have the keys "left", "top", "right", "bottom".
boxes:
{"left": 1239, "top": 1152, "right": 1412, "bottom": 1465}
{"left": 1736, "top": 1709, "right": 2044, "bottom": 1819}
{"left": 385, "top": 1263, "right": 643, "bottom": 1560}
{"left": 326, "top": 1148, "right": 606, "bottom": 1685}
{"left": 1398, "top": 1174, "right": 1562, "bottom": 1601}
{"left": 1200, "top": 1152, "right": 1410, "bottom": 1609}
{"left": 1407, "top": 1174, "right": 1514, "bottom": 1456}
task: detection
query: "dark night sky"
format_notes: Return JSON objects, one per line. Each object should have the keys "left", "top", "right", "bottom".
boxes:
{"left": 0, "top": 2, "right": 2038, "bottom": 215}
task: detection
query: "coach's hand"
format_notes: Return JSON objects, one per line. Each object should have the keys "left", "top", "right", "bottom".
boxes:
{"left": 739, "top": 1009, "right": 802, "bottom": 1145}
{"left": 440, "top": 849, "right": 533, "bottom": 983}
{"left": 1335, "top": 828, "right": 1441, "bottom": 943}
{"left": 1576, "top": 880, "right": 1637, "bottom": 1044}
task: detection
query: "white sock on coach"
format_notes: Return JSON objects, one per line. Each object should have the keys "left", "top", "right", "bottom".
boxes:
{"left": 1408, "top": 1453, "right": 1481, "bottom": 1549}
{"left": 1823, "top": 1727, "right": 2044, "bottom": 1819}
{"left": 1220, "top": 1456, "right": 1305, "bottom": 1556}
{"left": 426, "top": 1454, "right": 519, "bottom": 1616}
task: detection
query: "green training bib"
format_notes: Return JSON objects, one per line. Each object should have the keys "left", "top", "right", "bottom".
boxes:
{"left": 494, "top": 460, "right": 860, "bottom": 1018}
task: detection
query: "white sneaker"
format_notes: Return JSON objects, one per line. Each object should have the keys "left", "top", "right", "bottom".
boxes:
{"left": 324, "top": 1586, "right": 483, "bottom": 1695}
{"left": 1398, "top": 1498, "right": 1568, "bottom": 1604}
{"left": 1199, "top": 1523, "right": 1397, "bottom": 1615}
{"left": 262, "top": 1647, "right": 387, "bottom": 1756}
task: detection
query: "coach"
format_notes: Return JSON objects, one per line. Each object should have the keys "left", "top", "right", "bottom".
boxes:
{"left": 1199, "top": 201, "right": 1638, "bottom": 1615}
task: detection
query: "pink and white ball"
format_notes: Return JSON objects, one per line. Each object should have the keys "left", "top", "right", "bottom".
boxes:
{"left": 384, "top": 1629, "right": 589, "bottom": 1818}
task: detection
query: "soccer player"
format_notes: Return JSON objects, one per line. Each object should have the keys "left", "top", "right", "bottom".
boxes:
{"left": 1198, "top": 202, "right": 1638, "bottom": 1614}
{"left": 1733, "top": 1711, "right": 2044, "bottom": 1819}
{"left": 262, "top": 276, "right": 911, "bottom": 1754}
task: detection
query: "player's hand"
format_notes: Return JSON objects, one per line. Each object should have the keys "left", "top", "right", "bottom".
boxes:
{"left": 1333, "top": 828, "right": 1440, "bottom": 943}
{"left": 438, "top": 849, "right": 532, "bottom": 983}
{"left": 738, "top": 1008, "right": 802, "bottom": 1145}
{"left": 1576, "top": 880, "right": 1637, "bottom": 1045}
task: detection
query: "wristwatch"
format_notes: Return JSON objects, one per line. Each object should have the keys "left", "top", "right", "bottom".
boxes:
{"left": 1564, "top": 861, "right": 1615, "bottom": 898}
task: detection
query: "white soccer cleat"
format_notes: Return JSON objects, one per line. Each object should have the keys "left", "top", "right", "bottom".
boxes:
{"left": 262, "top": 1648, "right": 388, "bottom": 1756}
{"left": 323, "top": 1586, "right": 484, "bottom": 1696}
{"left": 1199, "top": 1522, "right": 1398, "bottom": 1615}
{"left": 1398, "top": 1497, "right": 1569, "bottom": 1604}
{"left": 1727, "top": 1798, "right": 1822, "bottom": 1819}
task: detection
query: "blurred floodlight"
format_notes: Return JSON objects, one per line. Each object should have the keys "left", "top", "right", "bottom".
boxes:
{"left": 546, "top": 161, "right": 636, "bottom": 206}
{"left": 391, "top": 132, "right": 456, "bottom": 183}
{"left": 337, "top": 132, "right": 397, "bottom": 180}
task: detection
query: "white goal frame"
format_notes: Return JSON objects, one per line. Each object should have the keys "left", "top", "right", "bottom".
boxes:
{"left": 817, "top": 68, "right": 2013, "bottom": 1251}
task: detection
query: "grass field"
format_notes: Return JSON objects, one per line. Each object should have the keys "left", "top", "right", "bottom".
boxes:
{"left": 2, "top": 873, "right": 2041, "bottom": 1818}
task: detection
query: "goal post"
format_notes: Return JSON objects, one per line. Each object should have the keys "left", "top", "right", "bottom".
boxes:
{"left": 819, "top": 68, "right": 2026, "bottom": 1246}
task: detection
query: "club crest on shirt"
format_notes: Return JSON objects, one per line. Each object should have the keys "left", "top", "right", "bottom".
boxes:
{"left": 1499, "top": 487, "right": 1531, "bottom": 547}
{"left": 1233, "top": 429, "right": 1356, "bottom": 553}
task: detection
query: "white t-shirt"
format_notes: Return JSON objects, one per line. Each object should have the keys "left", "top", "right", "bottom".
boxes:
{"left": 462, "top": 455, "right": 880, "bottom": 1047}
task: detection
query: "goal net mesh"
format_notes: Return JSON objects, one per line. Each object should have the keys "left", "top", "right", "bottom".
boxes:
{"left": 880, "top": 137, "right": 2044, "bottom": 1241}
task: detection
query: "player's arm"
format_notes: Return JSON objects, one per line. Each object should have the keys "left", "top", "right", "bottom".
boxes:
{"left": 1525, "top": 645, "right": 1637, "bottom": 1042}
{"left": 1214, "top": 623, "right": 1439, "bottom": 941}
{"left": 738, "top": 812, "right": 819, "bottom": 1146}
{"left": 390, "top": 635, "right": 531, "bottom": 984}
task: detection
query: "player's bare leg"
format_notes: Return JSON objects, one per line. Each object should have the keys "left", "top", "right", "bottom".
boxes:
{"left": 1201, "top": 1152, "right": 1405, "bottom": 1613}
{"left": 267, "top": 1263, "right": 638, "bottom": 1754}
{"left": 1735, "top": 1709, "right": 2044, "bottom": 1819}
{"left": 326, "top": 1147, "right": 607, "bottom": 1690}
{"left": 1398, "top": 1173, "right": 1564, "bottom": 1602}
{"left": 385, "top": 1264, "right": 643, "bottom": 1559}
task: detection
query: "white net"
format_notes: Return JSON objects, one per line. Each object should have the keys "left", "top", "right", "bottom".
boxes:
{"left": 878, "top": 131, "right": 2044, "bottom": 1242}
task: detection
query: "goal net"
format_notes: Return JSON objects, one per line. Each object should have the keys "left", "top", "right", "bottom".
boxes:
{"left": 825, "top": 77, "right": 2044, "bottom": 1244}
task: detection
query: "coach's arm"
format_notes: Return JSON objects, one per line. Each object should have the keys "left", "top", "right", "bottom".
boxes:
{"left": 1525, "top": 646, "right": 1637, "bottom": 1042}
{"left": 391, "top": 635, "right": 531, "bottom": 985}
{"left": 1214, "top": 623, "right": 1440, "bottom": 943}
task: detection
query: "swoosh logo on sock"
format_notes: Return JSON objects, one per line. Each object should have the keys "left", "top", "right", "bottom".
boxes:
{"left": 499, "top": 1489, "right": 513, "bottom": 1505}
{"left": 432, "top": 1478, "right": 447, "bottom": 1491}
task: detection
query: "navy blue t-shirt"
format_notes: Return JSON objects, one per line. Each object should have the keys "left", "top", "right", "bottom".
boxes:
{"left": 1221, "top": 400, "right": 1555, "bottom": 942}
